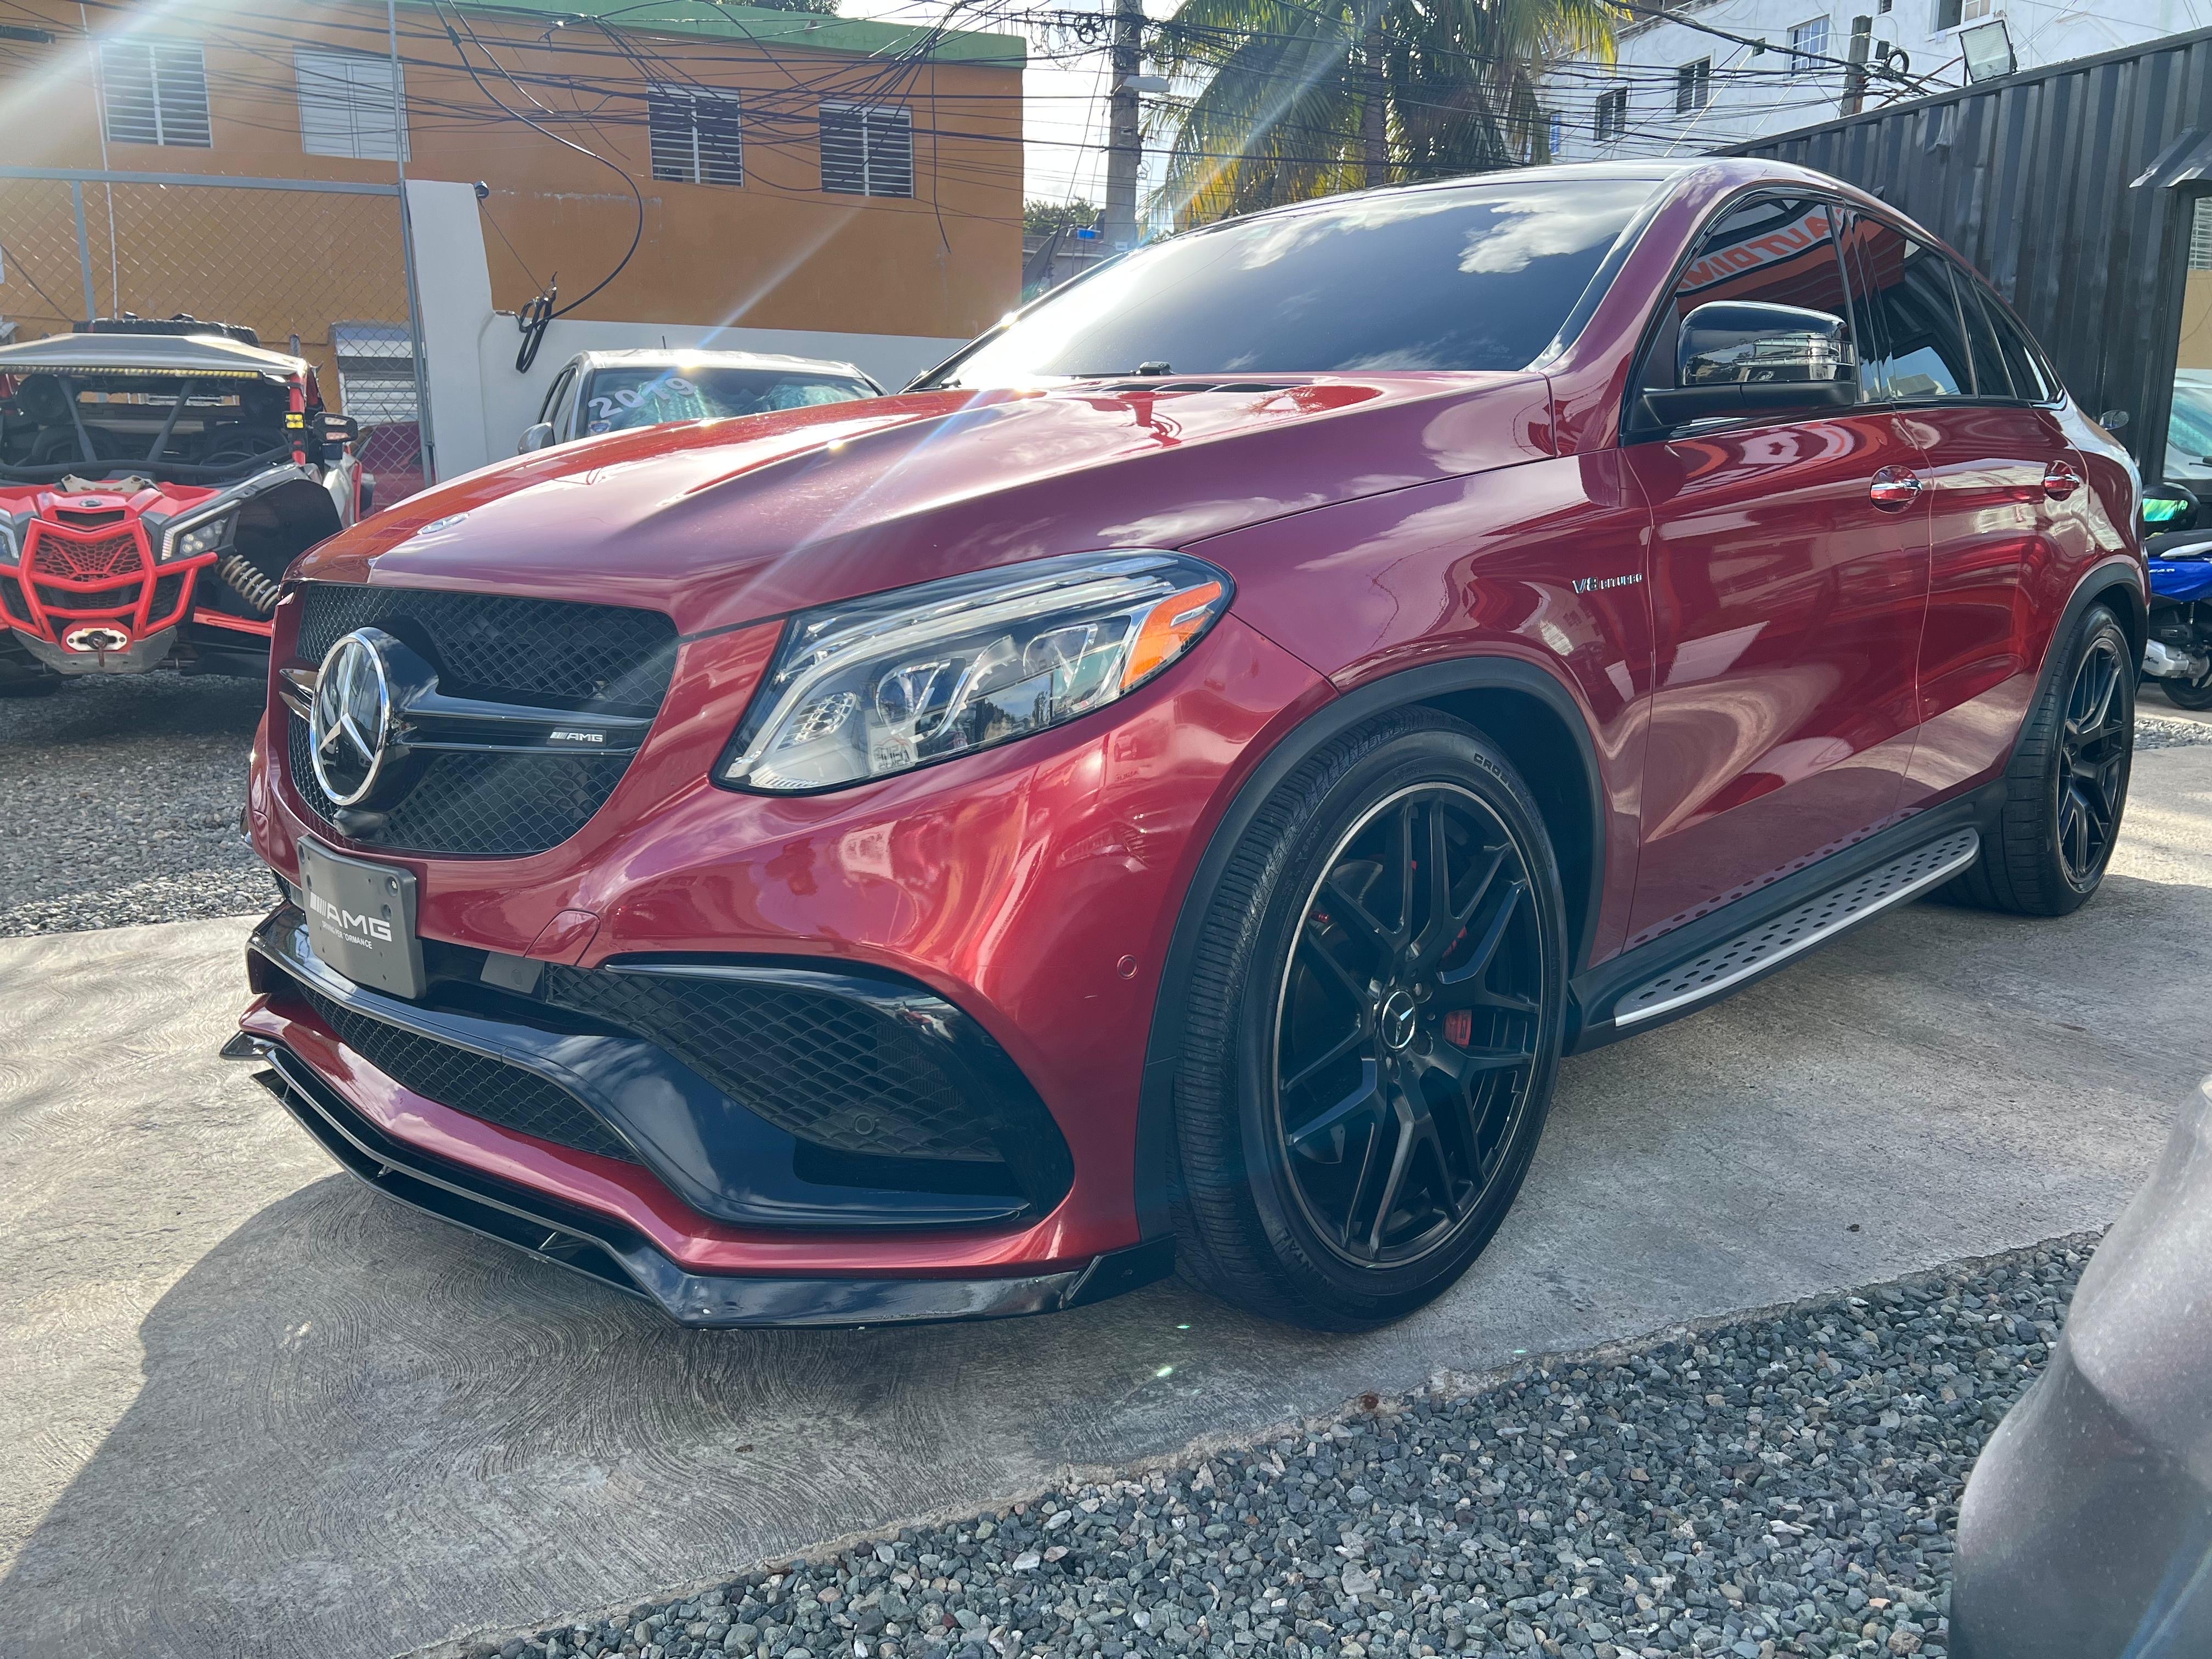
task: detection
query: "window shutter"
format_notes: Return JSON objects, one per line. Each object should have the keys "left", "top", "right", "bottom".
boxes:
{"left": 649, "top": 89, "right": 697, "bottom": 182}
{"left": 100, "top": 42, "right": 162, "bottom": 146}
{"left": 296, "top": 49, "right": 404, "bottom": 161}
{"left": 865, "top": 105, "right": 914, "bottom": 198}
{"left": 102, "top": 41, "right": 211, "bottom": 148}
{"left": 821, "top": 103, "right": 912, "bottom": 198}
{"left": 698, "top": 93, "right": 743, "bottom": 186}
{"left": 820, "top": 102, "right": 869, "bottom": 194}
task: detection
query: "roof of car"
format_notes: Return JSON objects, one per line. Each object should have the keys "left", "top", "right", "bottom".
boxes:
{"left": 1203, "top": 157, "right": 1857, "bottom": 233}
{"left": 568, "top": 348, "right": 874, "bottom": 381}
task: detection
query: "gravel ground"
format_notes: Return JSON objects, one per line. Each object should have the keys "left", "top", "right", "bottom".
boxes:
{"left": 0, "top": 673, "right": 269, "bottom": 937}
{"left": 449, "top": 1238, "right": 2093, "bottom": 1659}
{"left": 2134, "top": 710, "right": 2212, "bottom": 751}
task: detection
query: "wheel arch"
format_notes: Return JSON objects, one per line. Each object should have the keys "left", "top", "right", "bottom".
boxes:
{"left": 2006, "top": 557, "right": 2145, "bottom": 770}
{"left": 1132, "top": 653, "right": 1606, "bottom": 1239}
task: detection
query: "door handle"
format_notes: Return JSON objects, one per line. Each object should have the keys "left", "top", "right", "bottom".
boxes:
{"left": 1870, "top": 467, "right": 1923, "bottom": 511}
{"left": 2044, "top": 459, "right": 2083, "bottom": 501}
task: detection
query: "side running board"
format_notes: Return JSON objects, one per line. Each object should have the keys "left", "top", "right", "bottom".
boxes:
{"left": 1612, "top": 827, "right": 1980, "bottom": 1029}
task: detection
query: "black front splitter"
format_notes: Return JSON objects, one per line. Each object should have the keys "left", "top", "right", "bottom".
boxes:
{"left": 240, "top": 1040, "right": 1175, "bottom": 1329}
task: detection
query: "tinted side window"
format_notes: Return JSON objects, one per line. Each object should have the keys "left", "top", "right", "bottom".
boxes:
{"left": 1982, "top": 294, "right": 2055, "bottom": 401}
{"left": 1640, "top": 195, "right": 1851, "bottom": 393}
{"left": 1956, "top": 276, "right": 2014, "bottom": 398}
{"left": 1847, "top": 217, "right": 1972, "bottom": 401}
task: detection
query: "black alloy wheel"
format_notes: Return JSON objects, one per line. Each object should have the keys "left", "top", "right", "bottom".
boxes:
{"left": 1169, "top": 711, "right": 1567, "bottom": 1331}
{"left": 1273, "top": 784, "right": 1544, "bottom": 1269}
{"left": 2056, "top": 631, "right": 2129, "bottom": 887}
{"left": 1949, "top": 604, "right": 2132, "bottom": 917}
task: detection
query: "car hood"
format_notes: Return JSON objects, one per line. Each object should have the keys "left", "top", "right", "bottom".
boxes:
{"left": 298, "top": 375, "right": 1555, "bottom": 636}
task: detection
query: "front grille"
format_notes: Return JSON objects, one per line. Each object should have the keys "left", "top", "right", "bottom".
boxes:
{"left": 291, "top": 979, "right": 637, "bottom": 1164}
{"left": 284, "top": 583, "right": 678, "bottom": 858}
{"left": 286, "top": 714, "right": 636, "bottom": 858}
{"left": 543, "top": 967, "right": 1003, "bottom": 1163}
{"left": 0, "top": 574, "right": 26, "bottom": 621}
{"left": 295, "top": 582, "right": 677, "bottom": 709}
{"left": 31, "top": 529, "right": 145, "bottom": 580}
{"left": 37, "top": 580, "right": 142, "bottom": 611}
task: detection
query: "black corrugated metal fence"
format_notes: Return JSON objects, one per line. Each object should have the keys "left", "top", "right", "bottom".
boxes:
{"left": 1731, "top": 24, "right": 2212, "bottom": 483}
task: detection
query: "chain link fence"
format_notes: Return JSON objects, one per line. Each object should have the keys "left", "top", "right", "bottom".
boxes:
{"left": 0, "top": 167, "right": 428, "bottom": 502}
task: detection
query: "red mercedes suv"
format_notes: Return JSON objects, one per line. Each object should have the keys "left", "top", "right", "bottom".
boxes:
{"left": 232, "top": 159, "right": 2142, "bottom": 1331}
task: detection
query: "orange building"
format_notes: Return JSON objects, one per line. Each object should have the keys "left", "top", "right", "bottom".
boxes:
{"left": 0, "top": 0, "right": 1025, "bottom": 474}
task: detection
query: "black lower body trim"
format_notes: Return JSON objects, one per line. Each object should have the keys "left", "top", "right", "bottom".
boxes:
{"left": 251, "top": 1045, "right": 1173, "bottom": 1329}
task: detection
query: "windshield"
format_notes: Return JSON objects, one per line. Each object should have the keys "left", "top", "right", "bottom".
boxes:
{"left": 0, "top": 369, "right": 294, "bottom": 483}
{"left": 2167, "top": 372, "right": 2212, "bottom": 486}
{"left": 921, "top": 177, "right": 1661, "bottom": 390}
{"left": 580, "top": 365, "right": 873, "bottom": 435}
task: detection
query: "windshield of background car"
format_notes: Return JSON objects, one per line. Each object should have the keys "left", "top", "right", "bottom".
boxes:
{"left": 921, "top": 178, "right": 1663, "bottom": 388}
{"left": 579, "top": 366, "right": 872, "bottom": 434}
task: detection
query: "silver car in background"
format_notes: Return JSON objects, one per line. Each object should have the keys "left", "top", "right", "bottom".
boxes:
{"left": 516, "top": 348, "right": 881, "bottom": 453}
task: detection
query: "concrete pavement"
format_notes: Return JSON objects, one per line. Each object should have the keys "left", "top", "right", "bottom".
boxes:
{"left": 7, "top": 750, "right": 2212, "bottom": 1658}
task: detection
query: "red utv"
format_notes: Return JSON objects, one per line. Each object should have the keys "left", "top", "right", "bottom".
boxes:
{"left": 0, "top": 317, "right": 366, "bottom": 695}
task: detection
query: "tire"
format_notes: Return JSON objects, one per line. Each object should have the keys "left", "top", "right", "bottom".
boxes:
{"left": 1950, "top": 605, "right": 2132, "bottom": 917}
{"left": 1169, "top": 709, "right": 1568, "bottom": 1331}
{"left": 2161, "top": 675, "right": 2212, "bottom": 711}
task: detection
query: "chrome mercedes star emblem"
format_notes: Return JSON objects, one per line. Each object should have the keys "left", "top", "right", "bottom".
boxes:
{"left": 1379, "top": 989, "right": 1419, "bottom": 1051}
{"left": 309, "top": 629, "right": 394, "bottom": 806}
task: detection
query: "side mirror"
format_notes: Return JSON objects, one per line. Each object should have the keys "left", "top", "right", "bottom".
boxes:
{"left": 1642, "top": 301, "right": 1857, "bottom": 427}
{"left": 518, "top": 422, "right": 556, "bottom": 454}
{"left": 316, "top": 411, "right": 359, "bottom": 449}
{"left": 2145, "top": 482, "right": 2199, "bottom": 534}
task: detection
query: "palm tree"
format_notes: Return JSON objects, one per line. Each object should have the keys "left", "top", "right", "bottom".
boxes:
{"left": 1148, "top": 0, "right": 1616, "bottom": 229}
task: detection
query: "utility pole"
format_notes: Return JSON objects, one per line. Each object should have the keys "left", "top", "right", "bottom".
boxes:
{"left": 1102, "top": 0, "right": 1143, "bottom": 253}
{"left": 1841, "top": 15, "right": 1872, "bottom": 117}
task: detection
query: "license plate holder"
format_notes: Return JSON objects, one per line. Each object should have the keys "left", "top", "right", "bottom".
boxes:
{"left": 297, "top": 839, "right": 426, "bottom": 1000}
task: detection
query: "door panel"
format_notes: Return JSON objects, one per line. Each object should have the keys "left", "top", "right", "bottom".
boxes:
{"left": 1838, "top": 224, "right": 2083, "bottom": 807}
{"left": 1893, "top": 404, "right": 2080, "bottom": 804}
{"left": 1623, "top": 416, "right": 1931, "bottom": 945}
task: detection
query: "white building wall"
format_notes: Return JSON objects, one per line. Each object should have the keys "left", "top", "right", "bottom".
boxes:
{"left": 1544, "top": 0, "right": 2212, "bottom": 162}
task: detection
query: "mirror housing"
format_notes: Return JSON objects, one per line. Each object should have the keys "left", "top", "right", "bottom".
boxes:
{"left": 1641, "top": 301, "right": 1856, "bottom": 427}
{"left": 2145, "top": 482, "right": 2199, "bottom": 534}
{"left": 517, "top": 421, "right": 556, "bottom": 454}
{"left": 315, "top": 411, "right": 359, "bottom": 450}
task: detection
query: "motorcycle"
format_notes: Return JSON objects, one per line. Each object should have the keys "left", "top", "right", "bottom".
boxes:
{"left": 2137, "top": 482, "right": 2212, "bottom": 709}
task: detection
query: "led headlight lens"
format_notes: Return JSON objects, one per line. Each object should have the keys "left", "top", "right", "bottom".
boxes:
{"left": 720, "top": 551, "right": 1232, "bottom": 793}
{"left": 0, "top": 521, "right": 17, "bottom": 567}
{"left": 161, "top": 510, "right": 235, "bottom": 564}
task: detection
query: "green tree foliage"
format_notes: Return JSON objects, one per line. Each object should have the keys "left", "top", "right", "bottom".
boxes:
{"left": 1149, "top": 0, "right": 1615, "bottom": 228}
{"left": 1025, "top": 199, "right": 1103, "bottom": 238}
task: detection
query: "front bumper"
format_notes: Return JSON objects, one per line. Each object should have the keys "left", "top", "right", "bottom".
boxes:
{"left": 238, "top": 1034, "right": 1170, "bottom": 1327}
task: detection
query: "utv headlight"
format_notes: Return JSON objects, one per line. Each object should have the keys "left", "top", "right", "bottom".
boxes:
{"left": 719, "top": 551, "right": 1232, "bottom": 793}
{"left": 160, "top": 510, "right": 235, "bottom": 564}
{"left": 0, "top": 520, "right": 16, "bottom": 567}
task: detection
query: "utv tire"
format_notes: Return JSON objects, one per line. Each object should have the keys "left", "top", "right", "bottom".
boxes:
{"left": 1950, "top": 605, "right": 2132, "bottom": 917}
{"left": 1169, "top": 710, "right": 1567, "bottom": 1331}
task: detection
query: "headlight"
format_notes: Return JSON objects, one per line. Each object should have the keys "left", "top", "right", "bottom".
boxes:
{"left": 0, "top": 520, "right": 16, "bottom": 567}
{"left": 160, "top": 510, "right": 235, "bottom": 564}
{"left": 719, "top": 551, "right": 1232, "bottom": 793}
